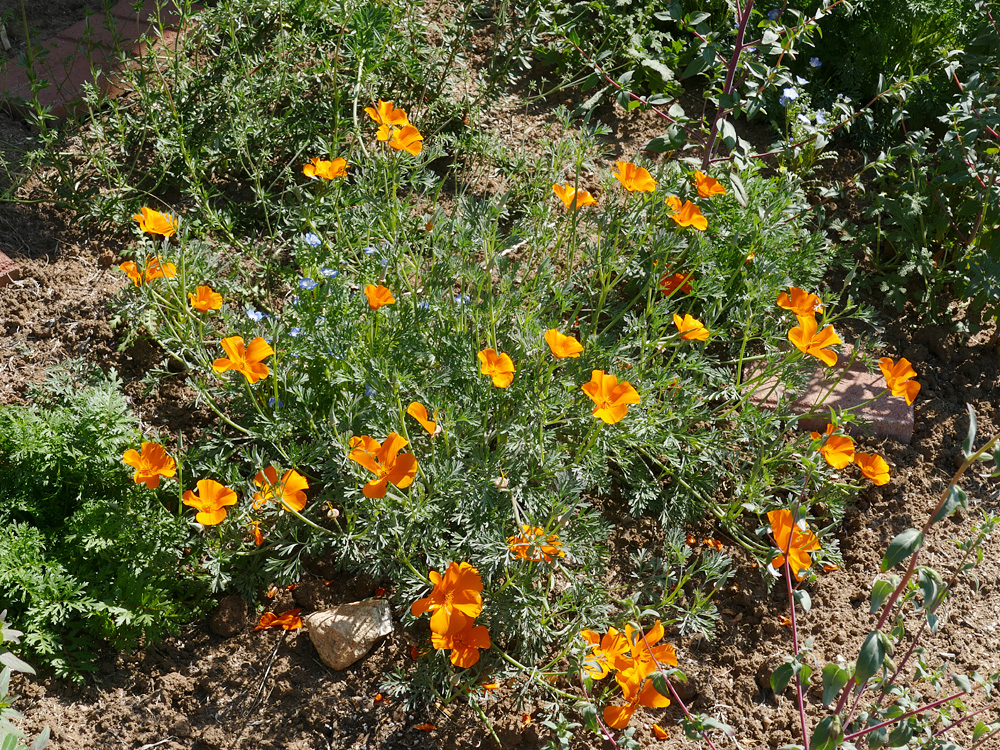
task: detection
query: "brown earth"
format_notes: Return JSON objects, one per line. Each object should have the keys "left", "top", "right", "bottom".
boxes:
{"left": 2, "top": 5, "right": 1000, "bottom": 750}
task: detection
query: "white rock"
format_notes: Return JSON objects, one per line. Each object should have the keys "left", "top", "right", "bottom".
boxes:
{"left": 305, "top": 600, "right": 393, "bottom": 670}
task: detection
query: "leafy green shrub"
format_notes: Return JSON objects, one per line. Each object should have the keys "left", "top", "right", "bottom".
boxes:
{"left": 0, "top": 365, "right": 208, "bottom": 680}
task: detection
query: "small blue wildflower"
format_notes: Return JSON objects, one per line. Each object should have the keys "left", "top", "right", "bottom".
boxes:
{"left": 768, "top": 9, "right": 780, "bottom": 20}
{"left": 380, "top": 258, "right": 389, "bottom": 267}
{"left": 783, "top": 88, "right": 798, "bottom": 101}
{"left": 304, "top": 233, "right": 321, "bottom": 247}
{"left": 418, "top": 300, "right": 430, "bottom": 310}
{"left": 797, "top": 113, "right": 811, "bottom": 124}
{"left": 365, "top": 385, "right": 376, "bottom": 398}
{"left": 810, "top": 57, "right": 821, "bottom": 68}
{"left": 454, "top": 294, "right": 471, "bottom": 305}
{"left": 816, "top": 111, "right": 827, "bottom": 125}
{"left": 779, "top": 95, "right": 789, "bottom": 107}
{"left": 363, "top": 245, "right": 378, "bottom": 255}
{"left": 321, "top": 267, "right": 338, "bottom": 278}
{"left": 299, "top": 277, "right": 318, "bottom": 291}
{"left": 289, "top": 327, "right": 303, "bottom": 337}
{"left": 795, "top": 75, "right": 808, "bottom": 85}
{"left": 268, "top": 397, "right": 284, "bottom": 409}
{"left": 247, "top": 308, "right": 266, "bottom": 322}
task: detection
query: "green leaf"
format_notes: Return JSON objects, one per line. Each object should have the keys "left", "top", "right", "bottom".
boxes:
{"left": 29, "top": 726, "right": 49, "bottom": 750}
{"left": 855, "top": 631, "right": 886, "bottom": 684}
{"left": 0, "top": 652, "right": 33, "bottom": 675}
{"left": 810, "top": 716, "right": 843, "bottom": 750}
{"left": 794, "top": 589, "right": 811, "bottom": 612}
{"left": 641, "top": 59, "right": 674, "bottom": 82}
{"left": 962, "top": 403, "right": 977, "bottom": 457}
{"left": 771, "top": 661, "right": 794, "bottom": 694}
{"left": 973, "top": 721, "right": 991, "bottom": 742}
{"left": 881, "top": 529, "right": 923, "bottom": 572}
{"left": 729, "top": 172, "right": 748, "bottom": 207}
{"left": 870, "top": 578, "right": 896, "bottom": 613}
{"left": 952, "top": 673, "right": 973, "bottom": 693}
{"left": 578, "top": 701, "right": 599, "bottom": 733}
{"left": 821, "top": 663, "right": 850, "bottom": 706}
{"left": 887, "top": 720, "right": 912, "bottom": 747}
{"left": 650, "top": 671, "right": 671, "bottom": 699}
{"left": 643, "top": 126, "right": 686, "bottom": 153}
{"left": 931, "top": 485, "right": 968, "bottom": 524}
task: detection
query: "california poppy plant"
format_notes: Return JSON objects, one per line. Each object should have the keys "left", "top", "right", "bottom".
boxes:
{"left": 348, "top": 433, "right": 418, "bottom": 498}
{"left": 253, "top": 466, "right": 309, "bottom": 512}
{"left": 664, "top": 196, "right": 708, "bottom": 231}
{"left": 477, "top": 348, "right": 515, "bottom": 388}
{"left": 120, "top": 261, "right": 143, "bottom": 287}
{"left": 254, "top": 608, "right": 303, "bottom": 631}
{"left": 406, "top": 402, "right": 442, "bottom": 435}
{"left": 777, "top": 286, "right": 823, "bottom": 319}
{"left": 673, "top": 313, "right": 709, "bottom": 341}
{"left": 212, "top": 336, "right": 274, "bottom": 384}
{"left": 544, "top": 329, "right": 583, "bottom": 359}
{"left": 188, "top": 285, "right": 223, "bottom": 312}
{"left": 122, "top": 442, "right": 176, "bottom": 489}
{"left": 616, "top": 620, "right": 677, "bottom": 677}
{"left": 144, "top": 257, "right": 177, "bottom": 282}
{"left": 580, "top": 628, "right": 630, "bottom": 680}
{"left": 581, "top": 370, "right": 640, "bottom": 424}
{"left": 364, "top": 99, "right": 410, "bottom": 140}
{"left": 879, "top": 357, "right": 920, "bottom": 405}
{"left": 693, "top": 171, "right": 726, "bottom": 198}
{"left": 855, "top": 452, "right": 890, "bottom": 485}
{"left": 364, "top": 284, "right": 395, "bottom": 310}
{"left": 302, "top": 157, "right": 348, "bottom": 180}
{"left": 411, "top": 561, "right": 484, "bottom": 636}
{"left": 659, "top": 272, "right": 692, "bottom": 296}
{"left": 388, "top": 125, "right": 423, "bottom": 155}
{"left": 132, "top": 206, "right": 177, "bottom": 237}
{"left": 604, "top": 671, "right": 671, "bottom": 729}
{"left": 767, "top": 509, "right": 822, "bottom": 580}
{"left": 552, "top": 183, "right": 597, "bottom": 210}
{"left": 788, "top": 314, "right": 841, "bottom": 367}
{"left": 431, "top": 622, "right": 491, "bottom": 668}
{"left": 182, "top": 479, "right": 238, "bottom": 526}
{"left": 506, "top": 524, "right": 565, "bottom": 562}
{"left": 810, "top": 424, "right": 855, "bottom": 469}
{"left": 612, "top": 161, "right": 657, "bottom": 193}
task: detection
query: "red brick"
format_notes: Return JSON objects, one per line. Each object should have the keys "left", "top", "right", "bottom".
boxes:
{"left": 110, "top": 0, "right": 191, "bottom": 29}
{"left": 0, "top": 249, "right": 19, "bottom": 288}
{"left": 746, "top": 349, "right": 915, "bottom": 443}
{"left": 0, "top": 36, "right": 111, "bottom": 119}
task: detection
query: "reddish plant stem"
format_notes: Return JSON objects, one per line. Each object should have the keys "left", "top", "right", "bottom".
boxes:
{"left": 842, "top": 690, "right": 966, "bottom": 742}
{"left": 876, "top": 619, "right": 927, "bottom": 707}
{"left": 702, "top": 0, "right": 754, "bottom": 169}
{"left": 969, "top": 726, "right": 1000, "bottom": 750}
{"left": 931, "top": 697, "right": 1000, "bottom": 740}
{"left": 580, "top": 676, "right": 621, "bottom": 749}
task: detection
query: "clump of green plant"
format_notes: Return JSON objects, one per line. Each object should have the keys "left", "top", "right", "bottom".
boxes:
{"left": 0, "top": 364, "right": 208, "bottom": 680}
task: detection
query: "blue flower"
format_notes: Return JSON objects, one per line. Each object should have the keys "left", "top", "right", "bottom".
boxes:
{"left": 768, "top": 9, "right": 780, "bottom": 20}
{"left": 304, "top": 233, "right": 321, "bottom": 247}
{"left": 797, "top": 113, "right": 811, "bottom": 124}
{"left": 365, "top": 385, "right": 376, "bottom": 398}
{"left": 454, "top": 294, "right": 471, "bottom": 305}
{"left": 321, "top": 267, "right": 338, "bottom": 278}
{"left": 363, "top": 245, "right": 378, "bottom": 255}
{"left": 299, "top": 277, "right": 318, "bottom": 290}
{"left": 289, "top": 327, "right": 303, "bottom": 337}
{"left": 268, "top": 397, "right": 284, "bottom": 409}
{"left": 380, "top": 258, "right": 389, "bottom": 267}
{"left": 810, "top": 57, "right": 821, "bottom": 68}
{"left": 816, "top": 110, "right": 827, "bottom": 125}
{"left": 783, "top": 88, "right": 798, "bottom": 101}
{"left": 418, "top": 300, "right": 430, "bottom": 310}
{"left": 795, "top": 75, "right": 808, "bottom": 85}
{"left": 247, "top": 308, "right": 266, "bottom": 322}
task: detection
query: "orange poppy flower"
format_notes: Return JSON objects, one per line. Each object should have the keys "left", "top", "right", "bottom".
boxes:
{"left": 413, "top": 723, "right": 436, "bottom": 732}
{"left": 364, "top": 99, "right": 410, "bottom": 141}
{"left": 653, "top": 724, "right": 669, "bottom": 740}
{"left": 254, "top": 608, "right": 303, "bottom": 631}
{"left": 144, "top": 256, "right": 177, "bottom": 282}
{"left": 544, "top": 329, "right": 583, "bottom": 359}
{"left": 132, "top": 206, "right": 177, "bottom": 237}
{"left": 212, "top": 336, "right": 274, "bottom": 384}
{"left": 188, "top": 285, "right": 223, "bottom": 312}
{"left": 407, "top": 401, "right": 442, "bottom": 435}
{"left": 604, "top": 669, "right": 671, "bottom": 729}
{"left": 581, "top": 370, "right": 640, "bottom": 424}
{"left": 612, "top": 161, "right": 657, "bottom": 193}
{"left": 778, "top": 615, "right": 793, "bottom": 627}
{"left": 659, "top": 272, "right": 692, "bottom": 296}
{"left": 388, "top": 125, "right": 423, "bottom": 155}
{"left": 810, "top": 424, "right": 855, "bottom": 469}
{"left": 182, "top": 478, "right": 238, "bottom": 526}
{"left": 431, "top": 621, "right": 492, "bottom": 668}
{"left": 507, "top": 524, "right": 565, "bottom": 562}
{"left": 477, "top": 348, "right": 515, "bottom": 388}
{"left": 348, "top": 433, "right": 418, "bottom": 498}
{"left": 580, "top": 628, "right": 630, "bottom": 680}
{"left": 122, "top": 442, "right": 177, "bottom": 489}
{"left": 879, "top": 357, "right": 920, "bottom": 405}
{"left": 302, "top": 157, "right": 348, "bottom": 180}
{"left": 693, "top": 171, "right": 726, "bottom": 198}
{"left": 411, "top": 561, "right": 484, "bottom": 635}
{"left": 253, "top": 466, "right": 309, "bottom": 512}
{"left": 364, "top": 284, "right": 395, "bottom": 310}
{"left": 673, "top": 313, "right": 709, "bottom": 341}
{"left": 552, "top": 183, "right": 597, "bottom": 210}
{"left": 767, "top": 509, "right": 822, "bottom": 580}
{"left": 777, "top": 286, "right": 823, "bottom": 319}
{"left": 788, "top": 314, "right": 841, "bottom": 367}
{"left": 615, "top": 620, "right": 677, "bottom": 678}
{"left": 664, "top": 196, "right": 708, "bottom": 231}
{"left": 120, "top": 260, "right": 143, "bottom": 286}
{"left": 855, "top": 452, "right": 890, "bottom": 485}
{"left": 249, "top": 521, "right": 264, "bottom": 546}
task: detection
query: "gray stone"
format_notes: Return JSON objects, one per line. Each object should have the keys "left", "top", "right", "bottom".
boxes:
{"left": 305, "top": 600, "right": 393, "bottom": 670}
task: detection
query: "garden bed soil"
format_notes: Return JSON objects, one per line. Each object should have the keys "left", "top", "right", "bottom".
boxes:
{"left": 2, "top": 5, "right": 1000, "bottom": 750}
